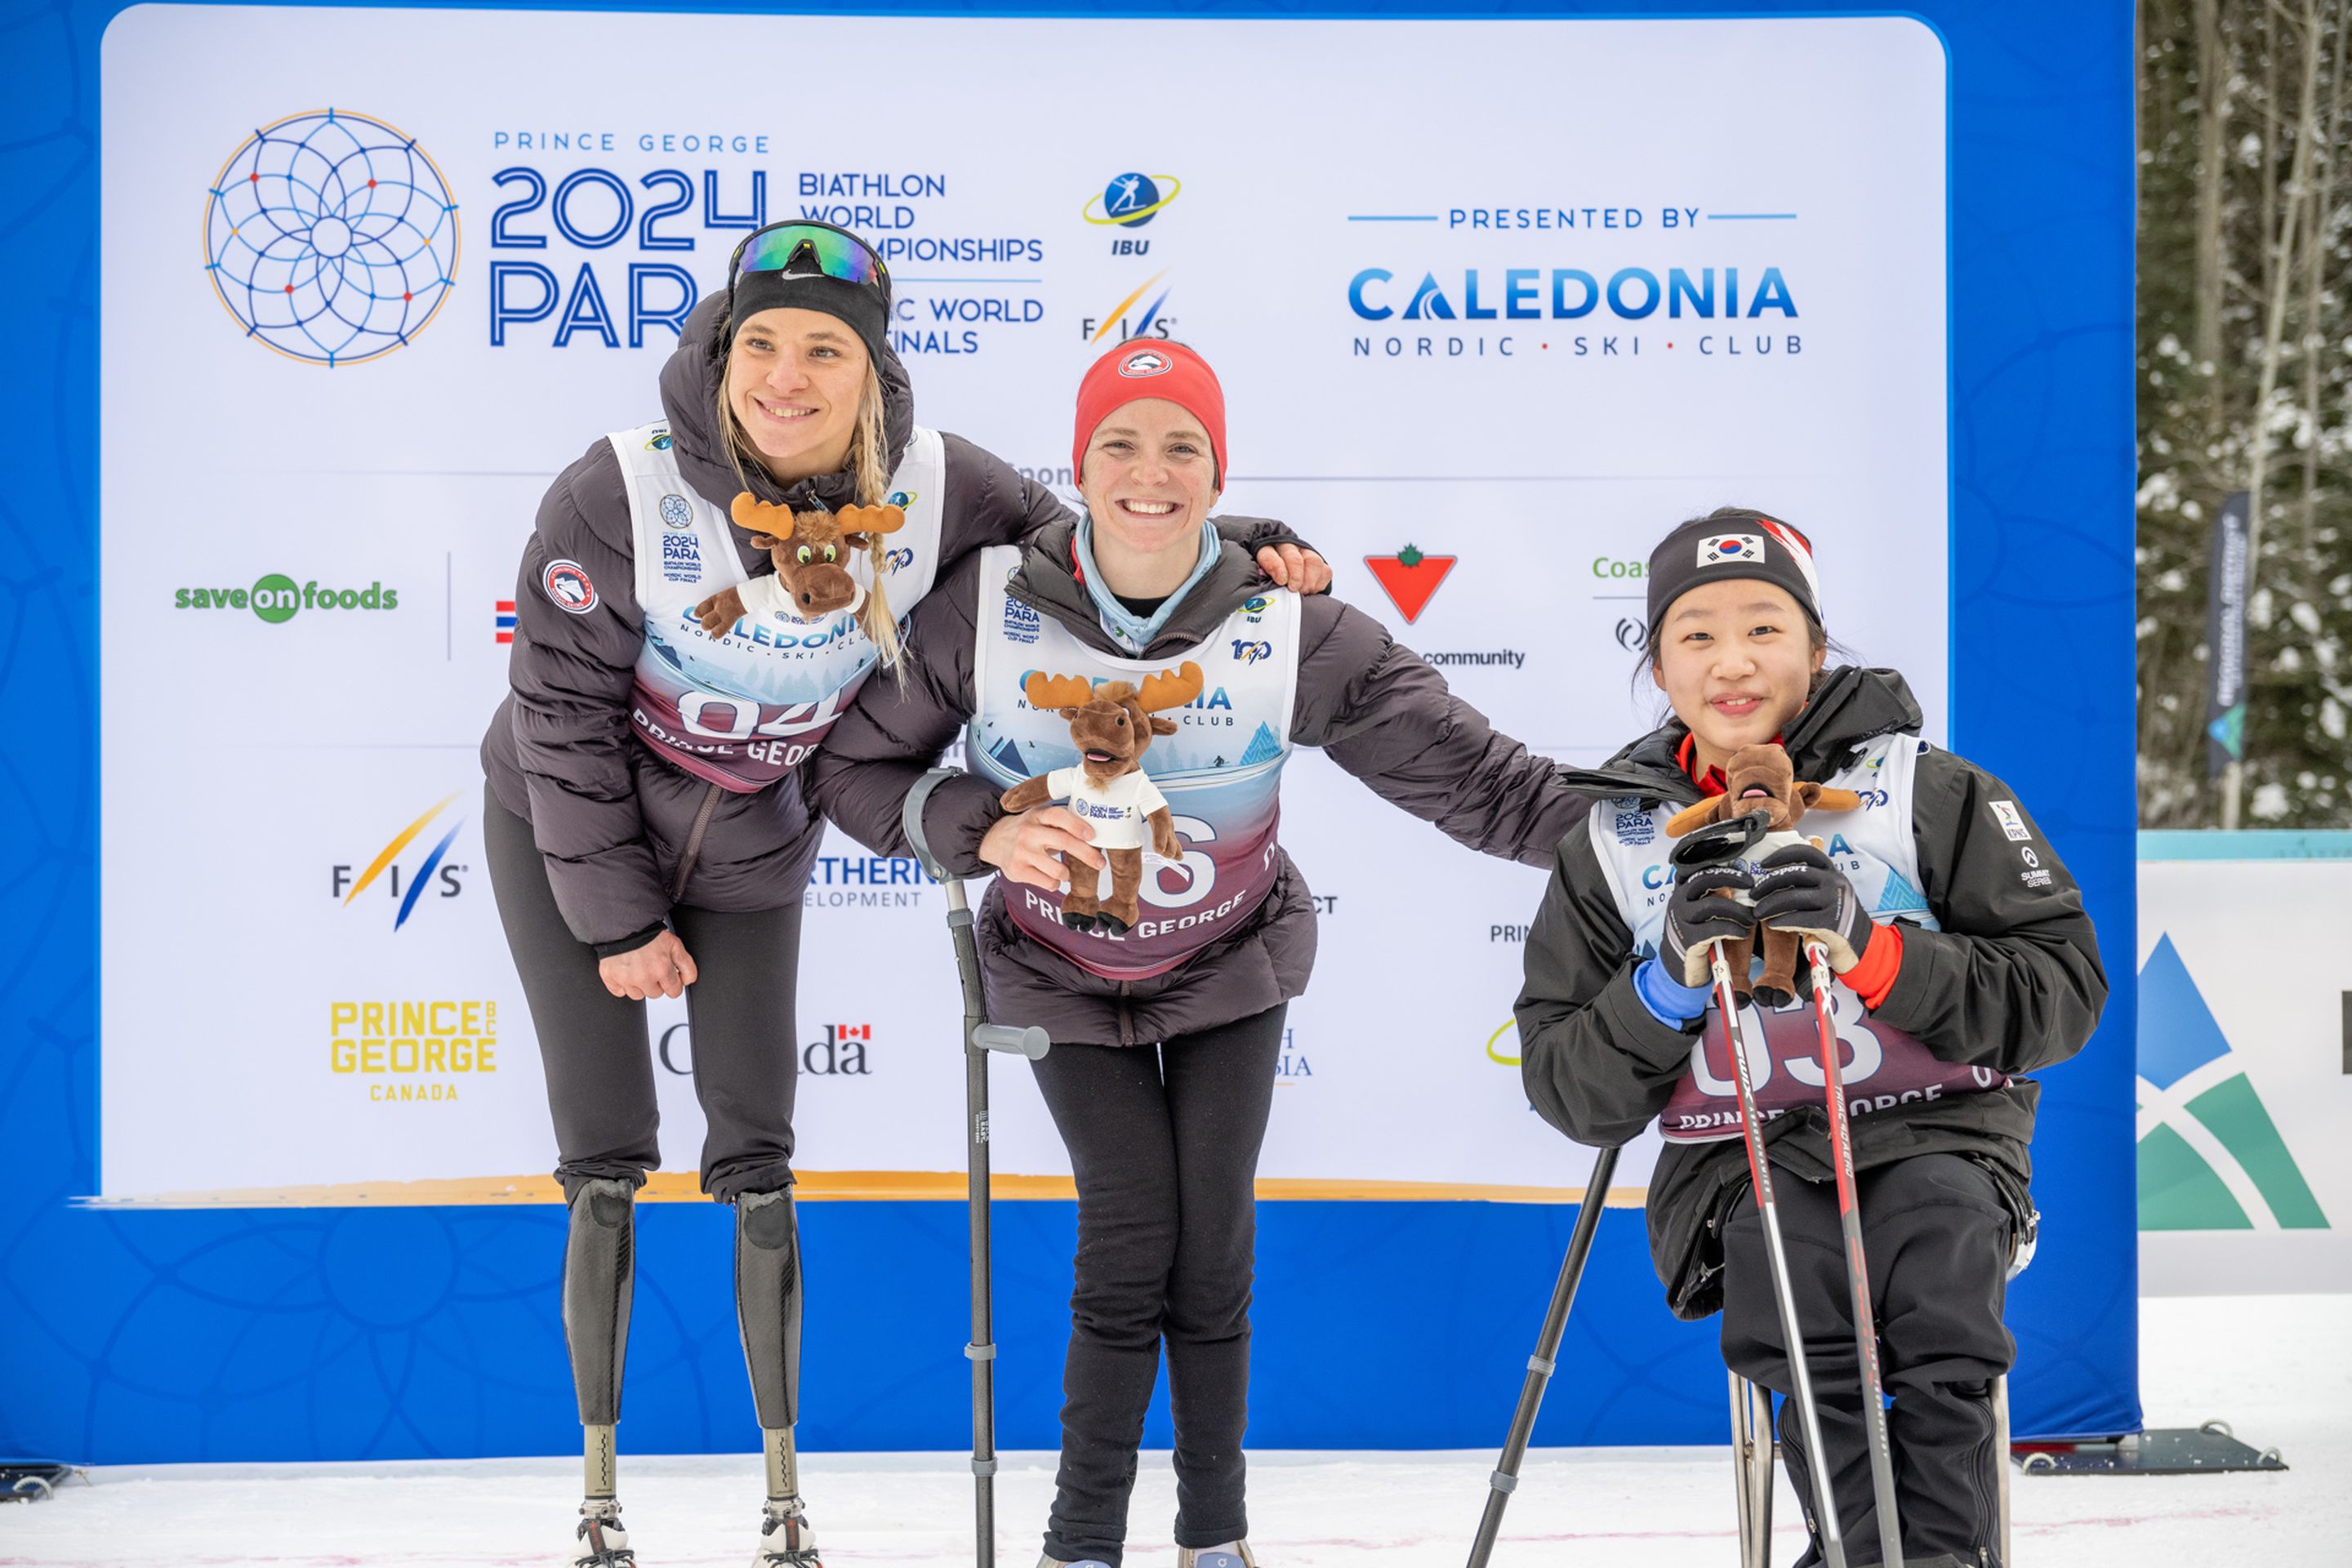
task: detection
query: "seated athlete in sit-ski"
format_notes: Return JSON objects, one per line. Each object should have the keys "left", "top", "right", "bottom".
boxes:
{"left": 808, "top": 338, "right": 1589, "bottom": 1568}
{"left": 1514, "top": 509, "right": 2107, "bottom": 1568}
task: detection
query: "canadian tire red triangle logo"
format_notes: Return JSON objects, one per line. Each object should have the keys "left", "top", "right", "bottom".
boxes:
{"left": 1364, "top": 545, "right": 1456, "bottom": 624}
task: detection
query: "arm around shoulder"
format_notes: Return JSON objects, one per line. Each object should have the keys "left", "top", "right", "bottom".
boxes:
{"left": 805, "top": 552, "right": 1002, "bottom": 875}
{"left": 1293, "top": 595, "right": 1586, "bottom": 866}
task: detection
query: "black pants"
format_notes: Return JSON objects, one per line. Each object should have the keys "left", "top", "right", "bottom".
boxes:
{"left": 1721, "top": 1152, "right": 2016, "bottom": 1568}
{"left": 1027, "top": 1004, "right": 1286, "bottom": 1566}
{"left": 483, "top": 786, "right": 802, "bottom": 1202}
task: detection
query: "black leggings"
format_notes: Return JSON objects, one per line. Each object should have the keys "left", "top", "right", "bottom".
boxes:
{"left": 1721, "top": 1151, "right": 2016, "bottom": 1568}
{"left": 482, "top": 786, "right": 803, "bottom": 1202}
{"left": 1027, "top": 1004, "right": 1286, "bottom": 1566}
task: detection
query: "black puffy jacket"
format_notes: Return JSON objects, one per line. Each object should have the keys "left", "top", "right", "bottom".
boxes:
{"left": 1513, "top": 667, "right": 2107, "bottom": 1318}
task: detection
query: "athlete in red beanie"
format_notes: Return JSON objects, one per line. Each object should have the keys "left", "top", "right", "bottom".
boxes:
{"left": 1071, "top": 339, "right": 1227, "bottom": 485}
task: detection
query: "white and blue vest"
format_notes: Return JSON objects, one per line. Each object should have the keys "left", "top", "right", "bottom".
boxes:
{"left": 969, "top": 546, "right": 1300, "bottom": 979}
{"left": 1588, "top": 733, "right": 2005, "bottom": 1143}
{"left": 611, "top": 420, "right": 946, "bottom": 791}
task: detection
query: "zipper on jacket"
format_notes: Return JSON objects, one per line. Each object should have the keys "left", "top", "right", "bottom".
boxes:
{"left": 1116, "top": 981, "right": 1135, "bottom": 1048}
{"left": 672, "top": 782, "right": 723, "bottom": 902}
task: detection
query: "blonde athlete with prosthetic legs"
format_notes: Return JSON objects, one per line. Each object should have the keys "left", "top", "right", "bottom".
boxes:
{"left": 480, "top": 225, "right": 1325, "bottom": 1568}
{"left": 812, "top": 339, "right": 1588, "bottom": 1568}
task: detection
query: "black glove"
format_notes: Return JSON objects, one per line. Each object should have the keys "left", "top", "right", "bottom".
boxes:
{"left": 1752, "top": 843, "right": 1875, "bottom": 973}
{"left": 1660, "top": 863, "right": 1757, "bottom": 987}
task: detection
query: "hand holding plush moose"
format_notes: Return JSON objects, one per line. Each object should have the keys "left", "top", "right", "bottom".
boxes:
{"left": 1661, "top": 742, "right": 1862, "bottom": 1007}
{"left": 693, "top": 494, "right": 906, "bottom": 632}
{"left": 998, "top": 662, "right": 1200, "bottom": 936}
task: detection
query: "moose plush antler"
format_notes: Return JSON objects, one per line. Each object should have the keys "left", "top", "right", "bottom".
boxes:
{"left": 1663, "top": 742, "right": 1863, "bottom": 1007}
{"left": 693, "top": 494, "right": 907, "bottom": 630}
{"left": 999, "top": 660, "right": 1203, "bottom": 935}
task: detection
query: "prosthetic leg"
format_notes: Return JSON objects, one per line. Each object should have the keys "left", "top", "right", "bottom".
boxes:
{"left": 738, "top": 1187, "right": 822, "bottom": 1567}
{"left": 563, "top": 1178, "right": 637, "bottom": 1568}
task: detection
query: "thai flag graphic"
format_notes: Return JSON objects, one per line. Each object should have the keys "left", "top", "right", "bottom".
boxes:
{"left": 495, "top": 600, "right": 516, "bottom": 644}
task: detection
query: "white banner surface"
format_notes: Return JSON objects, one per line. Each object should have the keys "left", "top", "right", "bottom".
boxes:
{"left": 100, "top": 7, "right": 1948, "bottom": 1200}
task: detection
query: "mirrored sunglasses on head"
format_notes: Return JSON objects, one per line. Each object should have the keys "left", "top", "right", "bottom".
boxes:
{"left": 728, "top": 220, "right": 887, "bottom": 292}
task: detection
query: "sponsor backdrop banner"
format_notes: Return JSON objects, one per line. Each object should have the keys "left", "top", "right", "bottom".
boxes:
{"left": 5, "top": 1, "right": 2137, "bottom": 1464}
{"left": 2137, "top": 839, "right": 2350, "bottom": 1294}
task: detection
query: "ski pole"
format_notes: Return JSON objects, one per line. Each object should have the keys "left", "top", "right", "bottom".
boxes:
{"left": 1803, "top": 941, "right": 1904, "bottom": 1568}
{"left": 1463, "top": 1142, "right": 1622, "bottom": 1568}
{"left": 905, "top": 770, "right": 1051, "bottom": 1568}
{"left": 1708, "top": 940, "right": 1848, "bottom": 1568}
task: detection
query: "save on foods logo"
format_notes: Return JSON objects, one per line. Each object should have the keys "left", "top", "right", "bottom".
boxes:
{"left": 332, "top": 793, "right": 469, "bottom": 931}
{"left": 2137, "top": 934, "right": 2328, "bottom": 1231}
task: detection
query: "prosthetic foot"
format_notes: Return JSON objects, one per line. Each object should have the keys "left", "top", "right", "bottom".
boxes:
{"left": 569, "top": 1499, "right": 634, "bottom": 1567}
{"left": 738, "top": 1188, "right": 822, "bottom": 1567}
{"left": 563, "top": 1178, "right": 637, "bottom": 1563}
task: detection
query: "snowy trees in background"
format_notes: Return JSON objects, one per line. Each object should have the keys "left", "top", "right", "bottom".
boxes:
{"left": 2139, "top": 0, "right": 2352, "bottom": 826}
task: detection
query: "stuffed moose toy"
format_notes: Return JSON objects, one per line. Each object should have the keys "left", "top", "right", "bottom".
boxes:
{"left": 694, "top": 494, "right": 907, "bottom": 630}
{"left": 998, "top": 662, "right": 1203, "bottom": 936}
{"left": 1663, "top": 742, "right": 1863, "bottom": 1008}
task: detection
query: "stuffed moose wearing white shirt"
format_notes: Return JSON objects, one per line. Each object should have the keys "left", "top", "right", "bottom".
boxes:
{"left": 998, "top": 661, "right": 1202, "bottom": 935}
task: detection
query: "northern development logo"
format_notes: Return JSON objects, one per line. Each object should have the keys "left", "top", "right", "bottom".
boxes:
{"left": 204, "top": 109, "right": 461, "bottom": 366}
{"left": 2137, "top": 934, "right": 2328, "bottom": 1231}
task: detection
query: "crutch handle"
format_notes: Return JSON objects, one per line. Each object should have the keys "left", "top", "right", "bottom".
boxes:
{"left": 973, "top": 1023, "right": 1050, "bottom": 1059}
{"left": 901, "top": 767, "right": 965, "bottom": 884}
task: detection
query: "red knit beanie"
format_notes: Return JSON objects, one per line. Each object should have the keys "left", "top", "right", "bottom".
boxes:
{"left": 1071, "top": 340, "right": 1227, "bottom": 488}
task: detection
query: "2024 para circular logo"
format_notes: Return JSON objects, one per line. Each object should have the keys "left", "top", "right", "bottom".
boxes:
{"left": 203, "top": 109, "right": 460, "bottom": 367}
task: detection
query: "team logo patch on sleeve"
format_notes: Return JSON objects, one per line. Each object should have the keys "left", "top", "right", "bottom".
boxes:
{"left": 1699, "top": 533, "right": 1766, "bottom": 566}
{"left": 543, "top": 559, "right": 598, "bottom": 614}
{"left": 1989, "top": 800, "right": 2032, "bottom": 841}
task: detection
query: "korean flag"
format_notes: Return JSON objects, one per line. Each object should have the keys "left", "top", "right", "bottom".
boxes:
{"left": 1699, "top": 533, "right": 1766, "bottom": 566}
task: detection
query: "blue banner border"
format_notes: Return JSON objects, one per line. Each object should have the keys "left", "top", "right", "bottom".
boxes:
{"left": 0, "top": 0, "right": 2137, "bottom": 1462}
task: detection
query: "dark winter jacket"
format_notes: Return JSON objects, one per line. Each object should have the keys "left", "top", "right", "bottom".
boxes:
{"left": 481, "top": 293, "right": 1303, "bottom": 955}
{"left": 808, "top": 521, "right": 1589, "bottom": 1045}
{"left": 1513, "top": 667, "right": 2107, "bottom": 1319}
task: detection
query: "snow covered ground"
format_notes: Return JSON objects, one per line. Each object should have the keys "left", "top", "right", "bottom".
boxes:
{"left": 4, "top": 1294, "right": 2342, "bottom": 1567}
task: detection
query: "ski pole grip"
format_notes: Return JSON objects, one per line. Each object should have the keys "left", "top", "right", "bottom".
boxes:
{"left": 973, "top": 1023, "right": 1050, "bottom": 1059}
{"left": 901, "top": 768, "right": 964, "bottom": 884}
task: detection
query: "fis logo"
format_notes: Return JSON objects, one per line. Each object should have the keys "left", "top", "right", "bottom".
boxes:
{"left": 1085, "top": 270, "right": 1174, "bottom": 344}
{"left": 1230, "top": 639, "right": 1273, "bottom": 664}
{"left": 332, "top": 794, "right": 468, "bottom": 931}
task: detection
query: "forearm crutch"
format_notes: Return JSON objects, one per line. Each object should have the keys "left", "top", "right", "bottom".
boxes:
{"left": 904, "top": 770, "right": 1051, "bottom": 1568}
{"left": 1802, "top": 941, "right": 1904, "bottom": 1567}
{"left": 1706, "top": 940, "right": 1848, "bottom": 1568}
{"left": 1463, "top": 1142, "right": 1622, "bottom": 1568}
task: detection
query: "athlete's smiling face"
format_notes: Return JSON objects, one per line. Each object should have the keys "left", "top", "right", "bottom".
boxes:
{"left": 726, "top": 307, "right": 867, "bottom": 480}
{"left": 1079, "top": 398, "right": 1219, "bottom": 558}
{"left": 1652, "top": 578, "right": 1824, "bottom": 774}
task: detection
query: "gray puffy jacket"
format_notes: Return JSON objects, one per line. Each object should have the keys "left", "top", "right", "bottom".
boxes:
{"left": 480, "top": 295, "right": 1302, "bottom": 955}
{"left": 808, "top": 521, "right": 1589, "bottom": 1045}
